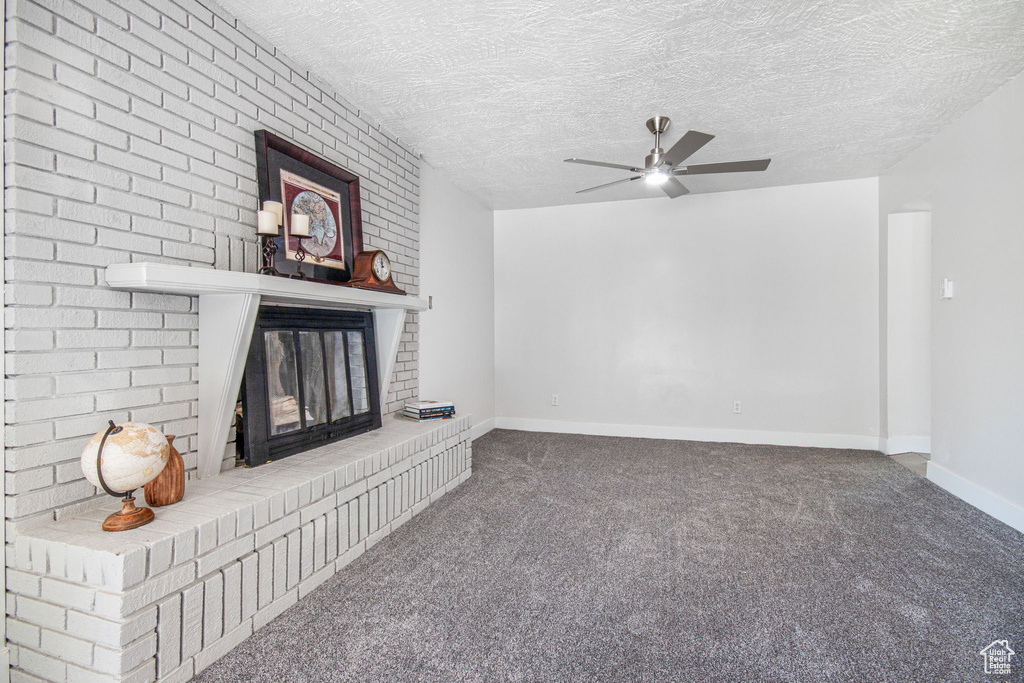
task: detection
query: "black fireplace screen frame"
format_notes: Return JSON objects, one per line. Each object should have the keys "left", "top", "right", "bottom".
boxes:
{"left": 240, "top": 305, "right": 382, "bottom": 467}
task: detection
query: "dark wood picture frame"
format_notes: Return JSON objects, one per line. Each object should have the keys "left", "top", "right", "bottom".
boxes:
{"left": 254, "top": 130, "right": 364, "bottom": 283}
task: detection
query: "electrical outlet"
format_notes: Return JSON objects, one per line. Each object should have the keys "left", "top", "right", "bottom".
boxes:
{"left": 551, "top": 394, "right": 559, "bottom": 406}
{"left": 733, "top": 400, "right": 742, "bottom": 414}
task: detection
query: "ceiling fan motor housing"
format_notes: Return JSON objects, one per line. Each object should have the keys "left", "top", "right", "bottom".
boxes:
{"left": 645, "top": 116, "right": 670, "bottom": 168}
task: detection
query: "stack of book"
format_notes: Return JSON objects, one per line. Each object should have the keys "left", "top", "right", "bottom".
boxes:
{"left": 403, "top": 400, "right": 456, "bottom": 421}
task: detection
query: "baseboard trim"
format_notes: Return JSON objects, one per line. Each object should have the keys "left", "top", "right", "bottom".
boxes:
{"left": 881, "top": 435, "right": 931, "bottom": 455}
{"left": 926, "top": 462, "right": 1024, "bottom": 534}
{"left": 470, "top": 417, "right": 495, "bottom": 441}
{"left": 493, "top": 417, "right": 879, "bottom": 451}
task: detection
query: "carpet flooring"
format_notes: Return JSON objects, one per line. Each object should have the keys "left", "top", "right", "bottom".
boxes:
{"left": 195, "top": 430, "right": 1024, "bottom": 682}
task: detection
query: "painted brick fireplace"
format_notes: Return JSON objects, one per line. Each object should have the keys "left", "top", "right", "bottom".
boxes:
{"left": 4, "top": 260, "right": 473, "bottom": 680}
{"left": 1, "top": 0, "right": 476, "bottom": 680}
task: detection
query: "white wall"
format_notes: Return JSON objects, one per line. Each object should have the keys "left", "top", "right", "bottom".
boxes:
{"left": 884, "top": 212, "right": 932, "bottom": 454}
{"left": 880, "top": 70, "right": 1024, "bottom": 530}
{"left": 494, "top": 178, "right": 880, "bottom": 448}
{"left": 418, "top": 164, "right": 496, "bottom": 437}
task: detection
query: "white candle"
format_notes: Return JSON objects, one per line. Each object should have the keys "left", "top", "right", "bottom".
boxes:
{"left": 290, "top": 213, "right": 311, "bottom": 237}
{"left": 263, "top": 201, "right": 283, "bottom": 226}
{"left": 257, "top": 210, "right": 279, "bottom": 235}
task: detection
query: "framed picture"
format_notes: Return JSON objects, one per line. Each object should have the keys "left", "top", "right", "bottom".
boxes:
{"left": 254, "top": 130, "right": 364, "bottom": 283}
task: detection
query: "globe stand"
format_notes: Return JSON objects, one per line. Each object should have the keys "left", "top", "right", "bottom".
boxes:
{"left": 95, "top": 420, "right": 157, "bottom": 532}
{"left": 102, "top": 495, "right": 154, "bottom": 532}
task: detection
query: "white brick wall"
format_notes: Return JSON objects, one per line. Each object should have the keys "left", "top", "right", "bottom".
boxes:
{"left": 4, "top": 0, "right": 422, "bottom": 529}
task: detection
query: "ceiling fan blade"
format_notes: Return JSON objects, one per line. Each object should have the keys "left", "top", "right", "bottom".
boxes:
{"left": 565, "top": 158, "right": 643, "bottom": 172}
{"left": 576, "top": 176, "right": 642, "bottom": 194}
{"left": 675, "top": 159, "right": 772, "bottom": 175}
{"left": 661, "top": 177, "right": 690, "bottom": 198}
{"left": 659, "top": 130, "right": 715, "bottom": 168}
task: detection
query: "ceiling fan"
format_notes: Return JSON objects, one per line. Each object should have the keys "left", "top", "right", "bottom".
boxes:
{"left": 565, "top": 116, "right": 771, "bottom": 198}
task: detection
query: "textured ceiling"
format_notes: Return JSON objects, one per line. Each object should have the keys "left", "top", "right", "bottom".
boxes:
{"left": 218, "top": 0, "right": 1024, "bottom": 209}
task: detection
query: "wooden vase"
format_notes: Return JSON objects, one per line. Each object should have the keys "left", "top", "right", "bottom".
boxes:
{"left": 144, "top": 435, "right": 185, "bottom": 507}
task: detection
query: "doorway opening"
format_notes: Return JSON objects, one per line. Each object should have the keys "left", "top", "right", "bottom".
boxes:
{"left": 884, "top": 211, "right": 932, "bottom": 469}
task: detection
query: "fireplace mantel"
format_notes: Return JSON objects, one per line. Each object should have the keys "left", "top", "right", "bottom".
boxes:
{"left": 105, "top": 262, "right": 428, "bottom": 478}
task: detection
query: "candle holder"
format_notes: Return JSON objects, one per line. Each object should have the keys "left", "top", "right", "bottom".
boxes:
{"left": 290, "top": 237, "right": 308, "bottom": 279}
{"left": 259, "top": 235, "right": 280, "bottom": 275}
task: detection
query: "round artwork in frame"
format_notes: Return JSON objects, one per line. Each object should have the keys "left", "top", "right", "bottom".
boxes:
{"left": 290, "top": 190, "right": 339, "bottom": 262}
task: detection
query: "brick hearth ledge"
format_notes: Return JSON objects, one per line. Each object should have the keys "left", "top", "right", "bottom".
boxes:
{"left": 8, "top": 415, "right": 473, "bottom": 682}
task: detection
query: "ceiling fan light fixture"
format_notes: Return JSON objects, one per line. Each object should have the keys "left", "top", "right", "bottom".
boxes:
{"left": 645, "top": 169, "right": 669, "bottom": 185}
{"left": 565, "top": 117, "right": 770, "bottom": 198}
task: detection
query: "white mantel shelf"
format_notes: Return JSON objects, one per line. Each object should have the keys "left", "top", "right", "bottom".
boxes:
{"left": 105, "top": 262, "right": 427, "bottom": 310}
{"left": 104, "top": 262, "right": 427, "bottom": 479}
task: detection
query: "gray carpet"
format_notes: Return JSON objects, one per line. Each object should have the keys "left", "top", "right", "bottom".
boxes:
{"left": 196, "top": 430, "right": 1024, "bottom": 682}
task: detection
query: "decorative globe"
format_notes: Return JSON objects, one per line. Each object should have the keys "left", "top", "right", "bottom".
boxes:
{"left": 80, "top": 422, "right": 170, "bottom": 493}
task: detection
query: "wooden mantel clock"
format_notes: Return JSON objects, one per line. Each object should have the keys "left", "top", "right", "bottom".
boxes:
{"left": 346, "top": 250, "right": 406, "bottom": 294}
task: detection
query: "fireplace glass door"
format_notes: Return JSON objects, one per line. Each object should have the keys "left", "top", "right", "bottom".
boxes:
{"left": 241, "top": 306, "right": 381, "bottom": 466}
